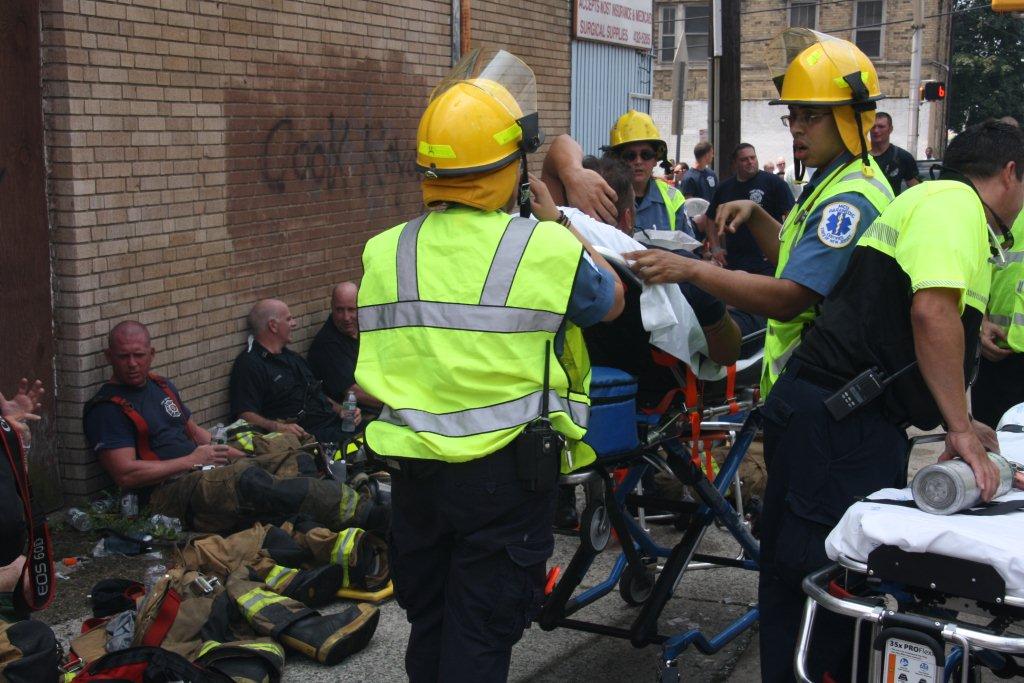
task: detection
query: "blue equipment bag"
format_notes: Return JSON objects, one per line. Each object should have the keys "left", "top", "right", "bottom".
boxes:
{"left": 583, "top": 367, "right": 640, "bottom": 458}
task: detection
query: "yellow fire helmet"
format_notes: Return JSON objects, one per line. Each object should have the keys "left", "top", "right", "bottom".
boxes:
{"left": 606, "top": 110, "right": 668, "bottom": 161}
{"left": 417, "top": 48, "right": 542, "bottom": 212}
{"left": 769, "top": 29, "right": 883, "bottom": 172}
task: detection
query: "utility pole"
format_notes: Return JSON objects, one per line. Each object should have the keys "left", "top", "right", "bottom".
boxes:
{"left": 707, "top": 0, "right": 721, "bottom": 162}
{"left": 671, "top": 30, "right": 689, "bottom": 163}
{"left": 708, "top": 0, "right": 740, "bottom": 177}
{"left": 719, "top": 0, "right": 741, "bottom": 176}
{"left": 907, "top": 0, "right": 925, "bottom": 156}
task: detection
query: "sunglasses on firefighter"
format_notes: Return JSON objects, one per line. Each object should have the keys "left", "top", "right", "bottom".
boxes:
{"left": 621, "top": 149, "right": 657, "bottom": 162}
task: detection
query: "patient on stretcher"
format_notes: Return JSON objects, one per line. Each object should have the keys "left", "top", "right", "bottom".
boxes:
{"left": 540, "top": 152, "right": 763, "bottom": 373}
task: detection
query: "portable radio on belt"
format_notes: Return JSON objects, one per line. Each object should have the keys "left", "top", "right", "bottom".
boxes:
{"left": 824, "top": 361, "right": 917, "bottom": 421}
{"left": 516, "top": 341, "right": 564, "bottom": 492}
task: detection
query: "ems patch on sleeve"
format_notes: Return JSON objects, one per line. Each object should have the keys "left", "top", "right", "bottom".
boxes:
{"left": 817, "top": 202, "right": 860, "bottom": 248}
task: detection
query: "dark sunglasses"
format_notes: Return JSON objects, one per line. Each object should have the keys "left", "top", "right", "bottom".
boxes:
{"left": 621, "top": 149, "right": 657, "bottom": 162}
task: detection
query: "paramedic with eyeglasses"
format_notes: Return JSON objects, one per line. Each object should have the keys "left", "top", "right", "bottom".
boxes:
{"left": 623, "top": 30, "right": 898, "bottom": 680}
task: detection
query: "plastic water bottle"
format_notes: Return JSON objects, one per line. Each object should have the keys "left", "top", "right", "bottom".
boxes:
{"left": 144, "top": 564, "right": 167, "bottom": 592}
{"left": 211, "top": 423, "right": 227, "bottom": 445}
{"left": 342, "top": 391, "right": 357, "bottom": 432}
{"left": 65, "top": 507, "right": 93, "bottom": 532}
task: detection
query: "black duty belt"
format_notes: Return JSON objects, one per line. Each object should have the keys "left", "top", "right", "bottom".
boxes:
{"left": 790, "top": 360, "right": 850, "bottom": 392}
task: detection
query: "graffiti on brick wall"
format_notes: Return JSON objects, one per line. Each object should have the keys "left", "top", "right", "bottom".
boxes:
{"left": 259, "top": 113, "right": 415, "bottom": 194}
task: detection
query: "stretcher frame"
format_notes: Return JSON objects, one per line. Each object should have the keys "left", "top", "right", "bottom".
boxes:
{"left": 538, "top": 408, "right": 763, "bottom": 681}
{"left": 795, "top": 556, "right": 1024, "bottom": 683}
{"left": 795, "top": 430, "right": 1024, "bottom": 682}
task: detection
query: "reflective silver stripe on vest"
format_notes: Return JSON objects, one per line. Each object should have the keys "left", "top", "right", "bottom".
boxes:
{"left": 843, "top": 170, "right": 895, "bottom": 202}
{"left": 378, "top": 389, "right": 589, "bottom": 437}
{"left": 480, "top": 217, "right": 538, "bottom": 306}
{"left": 360, "top": 300, "right": 563, "bottom": 333}
{"left": 770, "top": 342, "right": 798, "bottom": 380}
{"left": 864, "top": 221, "right": 899, "bottom": 248}
{"left": 990, "top": 314, "right": 1012, "bottom": 327}
{"left": 397, "top": 214, "right": 427, "bottom": 301}
{"left": 994, "top": 312, "right": 1024, "bottom": 326}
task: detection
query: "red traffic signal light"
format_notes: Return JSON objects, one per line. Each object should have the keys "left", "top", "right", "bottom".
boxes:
{"left": 921, "top": 81, "right": 946, "bottom": 101}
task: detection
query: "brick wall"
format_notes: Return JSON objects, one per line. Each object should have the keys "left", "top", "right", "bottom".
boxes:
{"left": 42, "top": 0, "right": 573, "bottom": 500}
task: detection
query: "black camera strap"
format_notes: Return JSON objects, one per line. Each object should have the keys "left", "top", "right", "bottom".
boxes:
{"left": 0, "top": 418, "right": 55, "bottom": 614}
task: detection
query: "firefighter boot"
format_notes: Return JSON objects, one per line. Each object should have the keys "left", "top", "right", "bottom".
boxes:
{"left": 278, "top": 604, "right": 380, "bottom": 666}
{"left": 195, "top": 640, "right": 285, "bottom": 683}
{"left": 258, "top": 564, "right": 345, "bottom": 608}
{"left": 289, "top": 524, "right": 391, "bottom": 592}
{"left": 231, "top": 575, "right": 380, "bottom": 666}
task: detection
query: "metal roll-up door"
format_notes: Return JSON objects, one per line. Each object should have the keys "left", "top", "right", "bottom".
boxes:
{"left": 570, "top": 41, "right": 653, "bottom": 157}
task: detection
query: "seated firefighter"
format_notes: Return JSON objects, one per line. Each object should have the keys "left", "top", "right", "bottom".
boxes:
{"left": 83, "top": 320, "right": 387, "bottom": 535}
{"left": 306, "top": 282, "right": 382, "bottom": 413}
{"left": 231, "top": 298, "right": 361, "bottom": 445}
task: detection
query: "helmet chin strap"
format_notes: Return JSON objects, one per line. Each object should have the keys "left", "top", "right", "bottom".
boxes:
{"left": 852, "top": 108, "right": 875, "bottom": 178}
{"left": 843, "top": 72, "right": 876, "bottom": 178}
{"left": 793, "top": 143, "right": 805, "bottom": 182}
{"left": 518, "top": 154, "right": 531, "bottom": 218}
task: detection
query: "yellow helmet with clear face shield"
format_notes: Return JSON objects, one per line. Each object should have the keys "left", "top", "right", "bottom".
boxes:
{"left": 769, "top": 29, "right": 883, "bottom": 169}
{"left": 417, "top": 49, "right": 542, "bottom": 212}
{"left": 606, "top": 110, "right": 668, "bottom": 161}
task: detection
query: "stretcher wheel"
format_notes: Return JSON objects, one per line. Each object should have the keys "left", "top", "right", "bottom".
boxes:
{"left": 579, "top": 504, "right": 611, "bottom": 553}
{"left": 618, "top": 563, "right": 654, "bottom": 606}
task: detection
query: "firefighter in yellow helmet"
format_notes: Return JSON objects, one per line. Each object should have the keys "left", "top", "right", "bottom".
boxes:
{"left": 603, "top": 110, "right": 692, "bottom": 233}
{"left": 625, "top": 29, "right": 893, "bottom": 397}
{"left": 356, "top": 49, "right": 622, "bottom": 682}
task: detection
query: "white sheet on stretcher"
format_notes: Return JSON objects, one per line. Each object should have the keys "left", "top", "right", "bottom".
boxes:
{"left": 560, "top": 207, "right": 764, "bottom": 380}
{"left": 825, "top": 431, "right": 1024, "bottom": 598}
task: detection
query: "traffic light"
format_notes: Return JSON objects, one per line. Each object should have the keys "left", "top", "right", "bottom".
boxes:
{"left": 921, "top": 81, "right": 946, "bottom": 101}
{"left": 992, "top": 0, "right": 1024, "bottom": 12}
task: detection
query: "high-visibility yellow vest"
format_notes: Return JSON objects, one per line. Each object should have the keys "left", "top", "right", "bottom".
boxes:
{"left": 988, "top": 210, "right": 1024, "bottom": 352}
{"left": 654, "top": 180, "right": 686, "bottom": 231}
{"left": 356, "top": 207, "right": 595, "bottom": 471}
{"left": 761, "top": 156, "right": 894, "bottom": 396}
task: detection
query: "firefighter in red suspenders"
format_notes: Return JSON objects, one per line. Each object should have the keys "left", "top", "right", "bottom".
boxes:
{"left": 83, "top": 321, "right": 388, "bottom": 536}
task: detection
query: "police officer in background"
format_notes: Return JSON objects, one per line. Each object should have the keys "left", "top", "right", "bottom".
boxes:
{"left": 758, "top": 119, "right": 1022, "bottom": 682}
{"left": 973, "top": 189, "right": 1024, "bottom": 427}
{"left": 625, "top": 29, "right": 894, "bottom": 401}
{"left": 355, "top": 49, "right": 623, "bottom": 682}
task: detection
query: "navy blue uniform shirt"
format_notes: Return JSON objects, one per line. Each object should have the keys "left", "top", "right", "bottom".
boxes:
{"left": 83, "top": 379, "right": 194, "bottom": 461}
{"left": 707, "top": 170, "right": 795, "bottom": 275}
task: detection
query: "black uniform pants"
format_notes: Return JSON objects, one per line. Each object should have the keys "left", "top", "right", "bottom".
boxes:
{"left": 388, "top": 446, "right": 557, "bottom": 683}
{"left": 971, "top": 353, "right": 1024, "bottom": 428}
{"left": 758, "top": 363, "right": 908, "bottom": 683}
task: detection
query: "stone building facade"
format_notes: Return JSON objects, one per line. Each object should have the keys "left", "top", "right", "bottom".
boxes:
{"left": 32, "top": 0, "right": 573, "bottom": 499}
{"left": 651, "top": 0, "right": 952, "bottom": 166}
